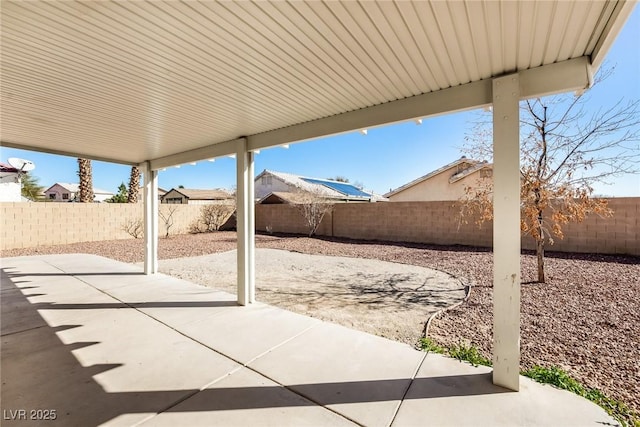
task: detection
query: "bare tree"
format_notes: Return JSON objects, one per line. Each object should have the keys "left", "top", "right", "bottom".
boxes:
{"left": 328, "top": 175, "right": 349, "bottom": 182}
{"left": 77, "top": 158, "right": 94, "bottom": 202}
{"left": 127, "top": 166, "right": 140, "bottom": 203}
{"left": 121, "top": 219, "right": 143, "bottom": 239}
{"left": 461, "top": 76, "right": 639, "bottom": 283}
{"left": 159, "top": 205, "right": 178, "bottom": 238}
{"left": 293, "top": 188, "right": 335, "bottom": 237}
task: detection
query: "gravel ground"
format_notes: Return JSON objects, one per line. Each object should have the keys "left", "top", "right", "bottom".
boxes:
{"left": 3, "top": 231, "right": 639, "bottom": 415}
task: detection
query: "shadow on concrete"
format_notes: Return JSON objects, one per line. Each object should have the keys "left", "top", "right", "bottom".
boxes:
{"left": 3, "top": 272, "right": 146, "bottom": 278}
{"left": 30, "top": 301, "right": 239, "bottom": 310}
{"left": 1, "top": 267, "right": 508, "bottom": 426}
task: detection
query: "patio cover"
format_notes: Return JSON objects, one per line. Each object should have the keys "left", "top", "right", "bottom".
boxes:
{"left": 1, "top": 0, "right": 635, "bottom": 391}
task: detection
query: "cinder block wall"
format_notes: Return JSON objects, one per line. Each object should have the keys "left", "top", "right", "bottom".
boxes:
{"left": 255, "top": 204, "right": 333, "bottom": 236}
{"left": 534, "top": 197, "right": 639, "bottom": 255}
{"left": 0, "top": 203, "right": 204, "bottom": 249}
{"left": 1, "top": 198, "right": 638, "bottom": 255}
{"left": 255, "top": 198, "right": 639, "bottom": 256}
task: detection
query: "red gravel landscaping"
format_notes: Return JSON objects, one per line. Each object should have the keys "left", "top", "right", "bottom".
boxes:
{"left": 3, "top": 231, "right": 638, "bottom": 417}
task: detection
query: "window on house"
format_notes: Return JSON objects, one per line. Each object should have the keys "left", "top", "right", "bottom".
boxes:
{"left": 49, "top": 194, "right": 56, "bottom": 200}
{"left": 261, "top": 175, "right": 272, "bottom": 185}
{"left": 62, "top": 193, "right": 69, "bottom": 200}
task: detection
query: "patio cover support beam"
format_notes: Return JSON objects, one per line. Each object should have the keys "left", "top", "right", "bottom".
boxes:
{"left": 491, "top": 74, "right": 521, "bottom": 391}
{"left": 143, "top": 161, "right": 159, "bottom": 275}
{"left": 133, "top": 57, "right": 591, "bottom": 172}
{"left": 245, "top": 57, "right": 591, "bottom": 152}
{"left": 149, "top": 138, "right": 241, "bottom": 171}
{"left": 236, "top": 138, "right": 255, "bottom": 305}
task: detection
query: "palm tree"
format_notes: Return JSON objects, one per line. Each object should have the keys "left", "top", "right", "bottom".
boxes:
{"left": 127, "top": 166, "right": 140, "bottom": 203}
{"left": 77, "top": 158, "right": 94, "bottom": 202}
{"left": 20, "top": 172, "right": 43, "bottom": 201}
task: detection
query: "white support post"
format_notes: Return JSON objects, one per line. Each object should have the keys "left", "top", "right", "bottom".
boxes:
{"left": 236, "top": 138, "right": 255, "bottom": 305}
{"left": 492, "top": 74, "right": 521, "bottom": 391}
{"left": 143, "top": 162, "right": 159, "bottom": 275}
{"left": 247, "top": 151, "right": 256, "bottom": 303}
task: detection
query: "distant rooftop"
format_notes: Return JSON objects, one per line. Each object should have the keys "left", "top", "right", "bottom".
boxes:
{"left": 165, "top": 188, "right": 233, "bottom": 200}
{"left": 260, "top": 170, "right": 387, "bottom": 202}
{"left": 45, "top": 182, "right": 114, "bottom": 195}
{"left": 0, "top": 162, "right": 20, "bottom": 173}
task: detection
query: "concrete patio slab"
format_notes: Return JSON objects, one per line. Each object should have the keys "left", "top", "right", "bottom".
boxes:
{"left": 249, "top": 321, "right": 426, "bottom": 427}
{"left": 53, "top": 307, "right": 241, "bottom": 393}
{"left": 1, "top": 254, "right": 618, "bottom": 427}
{"left": 175, "top": 302, "right": 320, "bottom": 364}
{"left": 0, "top": 286, "right": 50, "bottom": 336}
{"left": 141, "top": 367, "right": 357, "bottom": 427}
{"left": 136, "top": 289, "right": 239, "bottom": 328}
{"left": 391, "top": 352, "right": 617, "bottom": 427}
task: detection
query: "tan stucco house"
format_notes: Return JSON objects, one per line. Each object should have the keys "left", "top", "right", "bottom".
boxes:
{"left": 160, "top": 188, "right": 234, "bottom": 205}
{"left": 385, "top": 157, "right": 492, "bottom": 202}
{"left": 44, "top": 182, "right": 114, "bottom": 202}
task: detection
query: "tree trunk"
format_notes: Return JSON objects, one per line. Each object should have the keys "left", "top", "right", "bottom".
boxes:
{"left": 536, "top": 209, "right": 545, "bottom": 283}
{"left": 127, "top": 166, "right": 140, "bottom": 203}
{"left": 77, "top": 158, "right": 94, "bottom": 202}
{"left": 536, "top": 236, "right": 545, "bottom": 283}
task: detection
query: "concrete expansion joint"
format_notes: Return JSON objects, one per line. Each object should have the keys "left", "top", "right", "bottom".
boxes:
{"left": 388, "top": 350, "right": 428, "bottom": 427}
{"left": 0, "top": 324, "right": 47, "bottom": 337}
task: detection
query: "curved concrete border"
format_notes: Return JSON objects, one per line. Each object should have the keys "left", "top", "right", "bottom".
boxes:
{"left": 422, "top": 277, "right": 472, "bottom": 338}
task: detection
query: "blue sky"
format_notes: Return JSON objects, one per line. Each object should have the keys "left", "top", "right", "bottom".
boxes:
{"left": 2, "top": 8, "right": 638, "bottom": 197}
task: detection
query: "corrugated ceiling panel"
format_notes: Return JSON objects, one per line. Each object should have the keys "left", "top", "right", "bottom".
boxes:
{"left": 463, "top": 1, "right": 492, "bottom": 80}
{"left": 528, "top": 2, "right": 555, "bottom": 68}
{"left": 0, "top": 0, "right": 628, "bottom": 164}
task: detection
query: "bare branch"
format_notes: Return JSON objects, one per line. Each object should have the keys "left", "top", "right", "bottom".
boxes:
{"left": 292, "top": 187, "right": 336, "bottom": 237}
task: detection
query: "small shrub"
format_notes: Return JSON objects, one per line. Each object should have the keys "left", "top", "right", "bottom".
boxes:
{"left": 447, "top": 342, "right": 492, "bottom": 367}
{"left": 188, "top": 204, "right": 234, "bottom": 234}
{"left": 188, "top": 219, "right": 206, "bottom": 234}
{"left": 419, "top": 337, "right": 445, "bottom": 354}
{"left": 522, "top": 365, "right": 584, "bottom": 395}
{"left": 122, "top": 219, "right": 143, "bottom": 239}
{"left": 201, "top": 204, "right": 235, "bottom": 232}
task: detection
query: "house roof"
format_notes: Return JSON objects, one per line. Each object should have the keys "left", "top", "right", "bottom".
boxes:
{"left": 163, "top": 188, "right": 233, "bottom": 200}
{"left": 1, "top": 1, "right": 633, "bottom": 168}
{"left": 258, "top": 192, "right": 314, "bottom": 205}
{"left": 139, "top": 186, "right": 168, "bottom": 196}
{"left": 0, "top": 162, "right": 19, "bottom": 173}
{"left": 44, "top": 182, "right": 114, "bottom": 195}
{"left": 258, "top": 169, "right": 387, "bottom": 201}
{"left": 385, "top": 157, "right": 488, "bottom": 197}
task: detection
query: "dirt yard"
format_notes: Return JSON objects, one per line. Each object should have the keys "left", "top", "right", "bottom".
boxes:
{"left": 3, "top": 231, "right": 639, "bottom": 415}
{"left": 158, "top": 248, "right": 466, "bottom": 346}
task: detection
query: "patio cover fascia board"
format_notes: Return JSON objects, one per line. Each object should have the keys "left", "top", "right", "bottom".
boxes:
{"left": 590, "top": 0, "right": 637, "bottom": 71}
{"left": 144, "top": 56, "right": 591, "bottom": 171}
{"left": 0, "top": 141, "right": 139, "bottom": 167}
